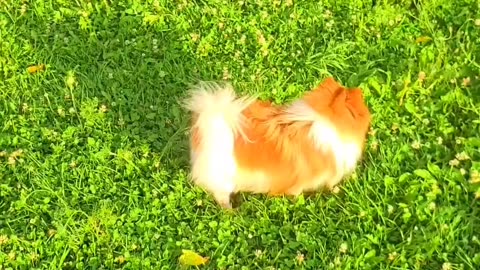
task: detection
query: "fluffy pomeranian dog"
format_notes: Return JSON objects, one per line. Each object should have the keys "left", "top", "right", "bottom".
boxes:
{"left": 183, "top": 77, "right": 371, "bottom": 208}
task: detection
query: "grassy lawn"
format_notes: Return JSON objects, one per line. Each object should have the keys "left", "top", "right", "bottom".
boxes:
{"left": 1, "top": 0, "right": 480, "bottom": 269}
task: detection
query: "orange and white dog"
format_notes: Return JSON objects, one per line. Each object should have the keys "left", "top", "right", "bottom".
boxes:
{"left": 184, "top": 77, "right": 371, "bottom": 208}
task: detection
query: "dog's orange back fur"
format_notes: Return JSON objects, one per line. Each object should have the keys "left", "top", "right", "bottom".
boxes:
{"left": 232, "top": 78, "right": 370, "bottom": 195}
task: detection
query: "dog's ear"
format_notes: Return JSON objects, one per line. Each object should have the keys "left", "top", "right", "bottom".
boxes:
{"left": 302, "top": 77, "right": 344, "bottom": 109}
{"left": 330, "top": 87, "right": 347, "bottom": 107}
{"left": 348, "top": 88, "right": 364, "bottom": 100}
{"left": 346, "top": 88, "right": 371, "bottom": 118}
{"left": 313, "top": 77, "right": 341, "bottom": 95}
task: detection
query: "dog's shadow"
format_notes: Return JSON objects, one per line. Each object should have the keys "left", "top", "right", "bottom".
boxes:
{"left": 230, "top": 189, "right": 330, "bottom": 209}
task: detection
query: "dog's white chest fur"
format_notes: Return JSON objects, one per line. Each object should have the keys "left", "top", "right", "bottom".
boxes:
{"left": 287, "top": 101, "right": 362, "bottom": 175}
{"left": 309, "top": 120, "right": 361, "bottom": 174}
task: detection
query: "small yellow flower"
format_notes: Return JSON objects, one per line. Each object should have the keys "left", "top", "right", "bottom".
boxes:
{"left": 462, "top": 77, "right": 471, "bottom": 87}
{"left": 411, "top": 141, "right": 421, "bottom": 149}
{"left": 370, "top": 140, "right": 379, "bottom": 151}
{"left": 323, "top": 9, "right": 332, "bottom": 18}
{"left": 470, "top": 171, "right": 480, "bottom": 183}
{"left": 391, "top": 123, "right": 399, "bottom": 132}
{"left": 418, "top": 71, "right": 426, "bottom": 82}
{"left": 0, "top": 235, "right": 8, "bottom": 245}
{"left": 295, "top": 252, "right": 305, "bottom": 264}
{"left": 222, "top": 68, "right": 231, "bottom": 80}
{"left": 332, "top": 186, "right": 341, "bottom": 194}
{"left": 8, "top": 251, "right": 15, "bottom": 261}
{"left": 58, "top": 108, "right": 65, "bottom": 117}
{"left": 190, "top": 33, "right": 200, "bottom": 42}
{"left": 239, "top": 34, "right": 246, "bottom": 45}
{"left": 99, "top": 104, "right": 108, "bottom": 113}
{"left": 388, "top": 251, "right": 398, "bottom": 261}
{"left": 261, "top": 47, "right": 269, "bottom": 56}
{"left": 11, "top": 149, "right": 23, "bottom": 158}
{"left": 255, "top": 249, "right": 263, "bottom": 257}
{"left": 20, "top": 4, "right": 28, "bottom": 15}
{"left": 22, "top": 103, "right": 29, "bottom": 113}
{"left": 48, "top": 229, "right": 57, "bottom": 237}
{"left": 256, "top": 31, "right": 266, "bottom": 46}
{"left": 8, "top": 156, "right": 16, "bottom": 165}
{"left": 339, "top": 243, "right": 348, "bottom": 253}
{"left": 115, "top": 255, "right": 126, "bottom": 264}
{"left": 30, "top": 252, "right": 39, "bottom": 263}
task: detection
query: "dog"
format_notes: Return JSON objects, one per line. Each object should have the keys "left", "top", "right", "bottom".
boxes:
{"left": 183, "top": 77, "right": 371, "bottom": 208}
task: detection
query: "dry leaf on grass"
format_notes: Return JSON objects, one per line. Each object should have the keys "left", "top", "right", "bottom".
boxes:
{"left": 178, "top": 249, "right": 209, "bottom": 266}
{"left": 415, "top": 36, "right": 432, "bottom": 44}
{"left": 27, "top": 64, "right": 46, "bottom": 74}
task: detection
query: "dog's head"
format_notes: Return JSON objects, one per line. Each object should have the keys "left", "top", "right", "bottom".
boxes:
{"left": 303, "top": 77, "right": 371, "bottom": 141}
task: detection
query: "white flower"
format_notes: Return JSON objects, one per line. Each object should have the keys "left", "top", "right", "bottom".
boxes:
{"left": 449, "top": 159, "right": 459, "bottom": 167}
{"left": 455, "top": 151, "right": 470, "bottom": 161}
{"left": 436, "top": 137, "right": 443, "bottom": 145}
{"left": 388, "top": 251, "right": 397, "bottom": 261}
{"left": 442, "top": 262, "right": 452, "bottom": 270}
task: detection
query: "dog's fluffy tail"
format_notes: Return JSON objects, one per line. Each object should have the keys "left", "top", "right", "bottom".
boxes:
{"left": 183, "top": 82, "right": 256, "bottom": 204}
{"left": 183, "top": 82, "right": 255, "bottom": 143}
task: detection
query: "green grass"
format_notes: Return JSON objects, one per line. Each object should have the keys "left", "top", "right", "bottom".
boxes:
{"left": 1, "top": 0, "right": 480, "bottom": 269}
